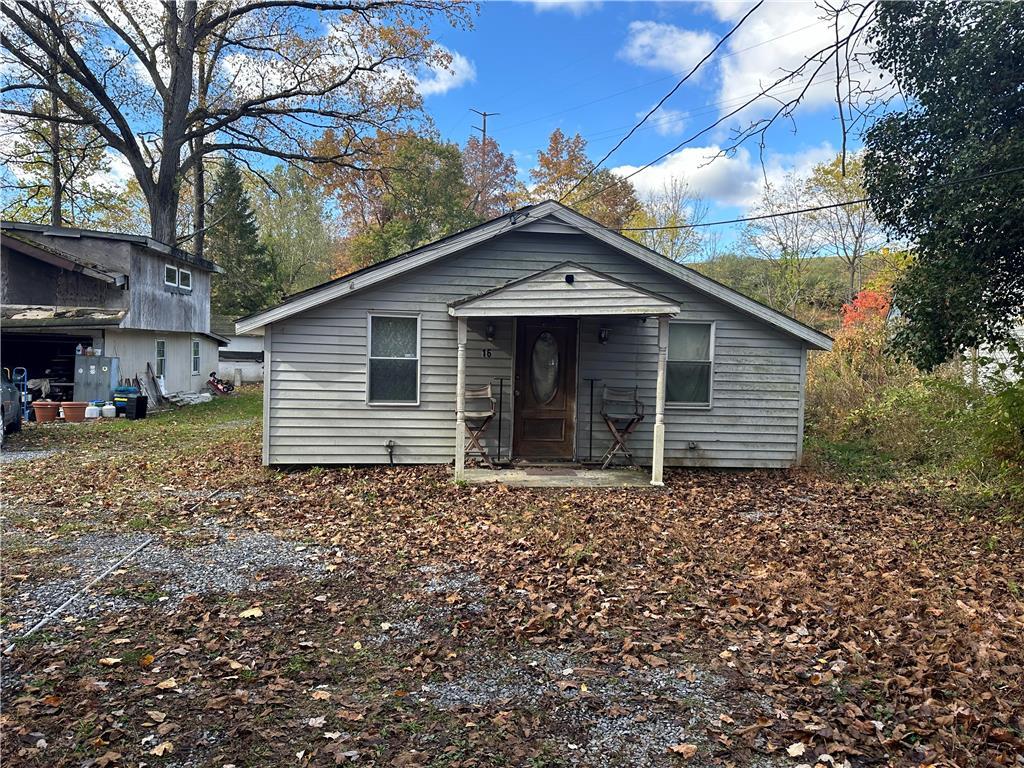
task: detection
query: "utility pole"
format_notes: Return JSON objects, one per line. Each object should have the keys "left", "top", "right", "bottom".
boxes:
{"left": 470, "top": 109, "right": 498, "bottom": 214}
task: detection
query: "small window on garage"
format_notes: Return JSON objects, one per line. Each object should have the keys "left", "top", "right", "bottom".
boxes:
{"left": 191, "top": 339, "right": 201, "bottom": 376}
{"left": 178, "top": 268, "right": 192, "bottom": 291}
{"left": 155, "top": 339, "right": 166, "bottom": 377}
{"left": 164, "top": 264, "right": 178, "bottom": 286}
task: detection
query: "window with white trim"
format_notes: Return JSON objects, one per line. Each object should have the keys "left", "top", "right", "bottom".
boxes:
{"left": 164, "top": 265, "right": 192, "bottom": 291}
{"left": 367, "top": 314, "right": 419, "bottom": 404}
{"left": 666, "top": 322, "right": 713, "bottom": 406}
{"left": 155, "top": 339, "right": 166, "bottom": 377}
{"left": 191, "top": 339, "right": 200, "bottom": 375}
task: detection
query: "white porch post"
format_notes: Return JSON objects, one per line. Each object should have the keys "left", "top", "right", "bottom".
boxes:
{"left": 651, "top": 316, "right": 668, "bottom": 486}
{"left": 454, "top": 316, "right": 468, "bottom": 482}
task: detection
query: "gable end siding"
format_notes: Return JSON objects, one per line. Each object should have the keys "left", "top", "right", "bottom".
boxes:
{"left": 266, "top": 231, "right": 805, "bottom": 468}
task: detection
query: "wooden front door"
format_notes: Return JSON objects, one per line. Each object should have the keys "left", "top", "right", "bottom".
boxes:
{"left": 513, "top": 318, "right": 578, "bottom": 461}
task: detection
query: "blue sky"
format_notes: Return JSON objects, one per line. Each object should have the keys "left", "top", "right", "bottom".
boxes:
{"left": 417, "top": 0, "right": 872, "bottom": 228}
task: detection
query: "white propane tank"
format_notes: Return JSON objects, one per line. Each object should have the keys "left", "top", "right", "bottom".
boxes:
{"left": 101, "top": 402, "right": 117, "bottom": 418}
{"left": 85, "top": 404, "right": 101, "bottom": 420}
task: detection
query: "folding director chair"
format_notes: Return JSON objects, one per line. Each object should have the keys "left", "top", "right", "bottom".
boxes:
{"left": 463, "top": 384, "right": 497, "bottom": 469}
{"left": 600, "top": 386, "right": 645, "bottom": 469}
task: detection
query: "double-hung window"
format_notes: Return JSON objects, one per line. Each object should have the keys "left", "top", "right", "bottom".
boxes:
{"left": 666, "top": 322, "right": 713, "bottom": 407}
{"left": 367, "top": 314, "right": 420, "bottom": 405}
{"left": 155, "top": 339, "right": 166, "bottom": 377}
{"left": 191, "top": 339, "right": 201, "bottom": 376}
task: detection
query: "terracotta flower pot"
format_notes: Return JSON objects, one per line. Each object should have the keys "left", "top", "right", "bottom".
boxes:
{"left": 32, "top": 400, "right": 60, "bottom": 423}
{"left": 62, "top": 402, "right": 88, "bottom": 423}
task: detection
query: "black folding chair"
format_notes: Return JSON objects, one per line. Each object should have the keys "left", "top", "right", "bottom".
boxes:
{"left": 463, "top": 384, "right": 497, "bottom": 469}
{"left": 600, "top": 386, "right": 645, "bottom": 469}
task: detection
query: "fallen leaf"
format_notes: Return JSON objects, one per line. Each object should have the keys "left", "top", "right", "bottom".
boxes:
{"left": 787, "top": 742, "right": 807, "bottom": 757}
{"left": 99, "top": 657, "right": 122, "bottom": 666}
{"left": 147, "top": 710, "right": 167, "bottom": 723}
{"left": 155, "top": 677, "right": 178, "bottom": 690}
{"left": 668, "top": 743, "right": 698, "bottom": 758}
{"left": 237, "top": 606, "right": 263, "bottom": 619}
{"left": 149, "top": 741, "right": 174, "bottom": 756}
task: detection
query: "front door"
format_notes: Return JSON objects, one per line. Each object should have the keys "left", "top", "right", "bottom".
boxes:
{"left": 513, "top": 318, "right": 578, "bottom": 461}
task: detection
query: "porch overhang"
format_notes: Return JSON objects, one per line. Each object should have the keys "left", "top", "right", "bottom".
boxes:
{"left": 448, "top": 261, "right": 680, "bottom": 318}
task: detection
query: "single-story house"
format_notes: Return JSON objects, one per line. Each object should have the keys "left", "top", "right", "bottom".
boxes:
{"left": 237, "top": 201, "right": 833, "bottom": 484}
{"left": 212, "top": 313, "right": 265, "bottom": 384}
{"left": 1, "top": 221, "right": 226, "bottom": 400}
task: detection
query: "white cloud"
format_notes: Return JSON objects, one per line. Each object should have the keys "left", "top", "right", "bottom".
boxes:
{"left": 91, "top": 151, "right": 134, "bottom": 189}
{"left": 416, "top": 47, "right": 476, "bottom": 97}
{"left": 531, "top": 0, "right": 601, "bottom": 15}
{"left": 706, "top": 0, "right": 887, "bottom": 118}
{"left": 618, "top": 21, "right": 717, "bottom": 74}
{"left": 638, "top": 106, "right": 686, "bottom": 137}
{"left": 611, "top": 141, "right": 836, "bottom": 210}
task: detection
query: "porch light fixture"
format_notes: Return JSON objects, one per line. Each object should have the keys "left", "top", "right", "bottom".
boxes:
{"left": 485, "top": 322, "right": 496, "bottom": 342}
{"left": 598, "top": 327, "right": 611, "bottom": 345}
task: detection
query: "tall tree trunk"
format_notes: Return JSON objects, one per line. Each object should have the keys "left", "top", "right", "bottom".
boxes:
{"left": 849, "top": 260, "right": 857, "bottom": 302}
{"left": 192, "top": 140, "right": 205, "bottom": 257}
{"left": 49, "top": 86, "right": 63, "bottom": 226}
{"left": 150, "top": 0, "right": 195, "bottom": 245}
{"left": 47, "top": 12, "right": 62, "bottom": 227}
{"left": 149, "top": 182, "right": 179, "bottom": 245}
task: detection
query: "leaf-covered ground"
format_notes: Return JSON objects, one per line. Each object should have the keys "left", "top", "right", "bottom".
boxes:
{"left": 1, "top": 390, "right": 1022, "bottom": 768}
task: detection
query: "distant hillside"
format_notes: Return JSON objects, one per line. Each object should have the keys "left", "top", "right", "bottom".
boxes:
{"left": 690, "top": 252, "right": 890, "bottom": 331}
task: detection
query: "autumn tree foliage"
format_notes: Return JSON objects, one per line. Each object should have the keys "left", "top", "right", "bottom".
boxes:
{"left": 806, "top": 154, "right": 885, "bottom": 302}
{"left": 625, "top": 178, "right": 708, "bottom": 262}
{"left": 527, "top": 129, "right": 640, "bottom": 230}
{"left": 0, "top": 0, "right": 472, "bottom": 248}
{"left": 841, "top": 289, "right": 891, "bottom": 328}
{"left": 318, "top": 131, "right": 479, "bottom": 268}
{"left": 462, "top": 135, "right": 518, "bottom": 219}
{"left": 250, "top": 165, "right": 338, "bottom": 298}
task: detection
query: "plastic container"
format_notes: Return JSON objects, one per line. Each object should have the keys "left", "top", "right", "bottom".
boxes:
{"left": 101, "top": 402, "right": 116, "bottom": 418}
{"left": 125, "top": 394, "right": 147, "bottom": 420}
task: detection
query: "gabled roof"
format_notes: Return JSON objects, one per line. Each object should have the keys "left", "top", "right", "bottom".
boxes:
{"left": 1, "top": 220, "right": 223, "bottom": 273}
{"left": 235, "top": 200, "right": 833, "bottom": 350}
{"left": 449, "top": 261, "right": 681, "bottom": 317}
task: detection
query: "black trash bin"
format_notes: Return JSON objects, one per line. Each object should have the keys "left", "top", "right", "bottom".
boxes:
{"left": 126, "top": 394, "right": 148, "bottom": 420}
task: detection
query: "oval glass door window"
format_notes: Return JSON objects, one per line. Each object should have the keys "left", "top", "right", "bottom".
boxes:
{"left": 531, "top": 331, "right": 559, "bottom": 403}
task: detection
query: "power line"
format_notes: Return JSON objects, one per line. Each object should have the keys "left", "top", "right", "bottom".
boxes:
{"left": 496, "top": 19, "right": 822, "bottom": 135}
{"left": 559, "top": 165, "right": 1024, "bottom": 233}
{"left": 574, "top": 12, "right": 883, "bottom": 207}
{"left": 559, "top": 0, "right": 764, "bottom": 204}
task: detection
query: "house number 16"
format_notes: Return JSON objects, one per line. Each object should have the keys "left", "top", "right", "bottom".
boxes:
{"left": 481, "top": 348, "right": 492, "bottom": 358}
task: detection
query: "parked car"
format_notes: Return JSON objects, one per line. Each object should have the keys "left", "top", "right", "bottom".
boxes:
{"left": 2, "top": 369, "right": 23, "bottom": 442}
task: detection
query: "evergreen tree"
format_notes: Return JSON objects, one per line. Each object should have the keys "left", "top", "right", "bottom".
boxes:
{"left": 207, "top": 159, "right": 277, "bottom": 317}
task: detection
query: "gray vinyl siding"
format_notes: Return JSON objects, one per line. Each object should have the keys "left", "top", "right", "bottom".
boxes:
{"left": 266, "top": 231, "right": 806, "bottom": 468}
{"left": 452, "top": 264, "right": 677, "bottom": 317}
